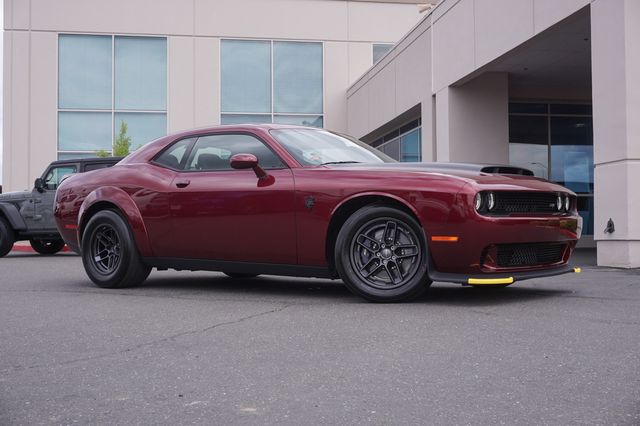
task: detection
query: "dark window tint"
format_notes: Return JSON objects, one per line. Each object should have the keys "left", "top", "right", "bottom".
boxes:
{"left": 84, "top": 162, "right": 116, "bottom": 172}
{"left": 550, "top": 104, "right": 592, "bottom": 115}
{"left": 509, "top": 115, "right": 548, "bottom": 144}
{"left": 185, "top": 134, "right": 284, "bottom": 171}
{"left": 154, "top": 137, "right": 196, "bottom": 170}
{"left": 509, "top": 103, "right": 548, "bottom": 114}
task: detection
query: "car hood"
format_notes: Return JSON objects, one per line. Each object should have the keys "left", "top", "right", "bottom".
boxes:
{"left": 0, "top": 190, "right": 31, "bottom": 201}
{"left": 324, "top": 162, "right": 573, "bottom": 194}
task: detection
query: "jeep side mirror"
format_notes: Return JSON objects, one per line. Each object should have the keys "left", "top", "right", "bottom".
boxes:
{"left": 34, "top": 178, "right": 45, "bottom": 193}
{"left": 230, "top": 153, "right": 268, "bottom": 179}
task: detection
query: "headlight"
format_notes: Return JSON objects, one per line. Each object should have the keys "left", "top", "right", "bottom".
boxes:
{"left": 474, "top": 193, "right": 483, "bottom": 211}
{"left": 556, "top": 194, "right": 563, "bottom": 211}
{"left": 564, "top": 195, "right": 571, "bottom": 211}
{"left": 487, "top": 192, "right": 496, "bottom": 210}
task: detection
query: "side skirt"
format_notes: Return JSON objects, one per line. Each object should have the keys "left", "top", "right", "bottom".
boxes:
{"left": 144, "top": 257, "right": 333, "bottom": 279}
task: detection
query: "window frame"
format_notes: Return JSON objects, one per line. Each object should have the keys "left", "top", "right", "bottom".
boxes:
{"left": 151, "top": 132, "right": 289, "bottom": 173}
{"left": 57, "top": 33, "right": 168, "bottom": 159}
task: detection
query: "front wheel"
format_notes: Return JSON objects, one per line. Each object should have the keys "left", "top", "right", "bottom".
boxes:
{"left": 335, "top": 205, "right": 431, "bottom": 302}
{"left": 0, "top": 218, "right": 15, "bottom": 257}
{"left": 81, "top": 210, "right": 151, "bottom": 288}
{"left": 30, "top": 238, "right": 65, "bottom": 255}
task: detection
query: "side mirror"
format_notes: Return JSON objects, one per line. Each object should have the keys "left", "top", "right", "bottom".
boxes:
{"left": 34, "top": 178, "right": 45, "bottom": 193}
{"left": 230, "top": 153, "right": 268, "bottom": 179}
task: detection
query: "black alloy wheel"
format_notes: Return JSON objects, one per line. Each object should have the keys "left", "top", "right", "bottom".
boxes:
{"left": 29, "top": 238, "right": 66, "bottom": 255}
{"left": 81, "top": 210, "right": 151, "bottom": 288}
{"left": 0, "top": 217, "right": 15, "bottom": 258}
{"left": 335, "top": 205, "right": 431, "bottom": 302}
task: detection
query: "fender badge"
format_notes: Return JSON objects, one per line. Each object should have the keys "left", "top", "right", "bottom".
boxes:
{"left": 305, "top": 196, "right": 315, "bottom": 210}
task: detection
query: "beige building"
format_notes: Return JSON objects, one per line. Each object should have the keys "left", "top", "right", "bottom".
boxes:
{"left": 3, "top": 0, "right": 423, "bottom": 189}
{"left": 3, "top": 0, "right": 640, "bottom": 267}
{"left": 347, "top": 0, "right": 640, "bottom": 267}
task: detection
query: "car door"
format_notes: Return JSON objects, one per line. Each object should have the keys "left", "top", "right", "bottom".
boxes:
{"left": 167, "top": 133, "right": 297, "bottom": 264}
{"left": 27, "top": 164, "right": 77, "bottom": 230}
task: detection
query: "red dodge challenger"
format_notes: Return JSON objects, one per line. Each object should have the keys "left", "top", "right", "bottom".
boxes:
{"left": 54, "top": 124, "right": 582, "bottom": 302}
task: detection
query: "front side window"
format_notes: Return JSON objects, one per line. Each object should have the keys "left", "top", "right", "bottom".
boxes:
{"left": 270, "top": 129, "right": 394, "bottom": 166}
{"left": 57, "top": 35, "right": 167, "bottom": 159}
{"left": 185, "top": 134, "right": 285, "bottom": 171}
{"left": 43, "top": 166, "right": 77, "bottom": 191}
{"left": 221, "top": 40, "right": 323, "bottom": 127}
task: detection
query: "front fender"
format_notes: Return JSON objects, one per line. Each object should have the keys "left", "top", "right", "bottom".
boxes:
{"left": 0, "top": 202, "right": 27, "bottom": 230}
{"left": 78, "top": 187, "right": 153, "bottom": 257}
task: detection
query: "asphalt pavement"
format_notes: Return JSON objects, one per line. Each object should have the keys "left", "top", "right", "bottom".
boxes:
{"left": 0, "top": 251, "right": 639, "bottom": 425}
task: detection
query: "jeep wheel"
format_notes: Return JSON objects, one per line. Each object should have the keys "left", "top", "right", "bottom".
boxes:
{"left": 30, "top": 238, "right": 65, "bottom": 255}
{"left": 335, "top": 205, "right": 431, "bottom": 303}
{"left": 0, "top": 217, "right": 15, "bottom": 257}
{"left": 81, "top": 210, "right": 151, "bottom": 288}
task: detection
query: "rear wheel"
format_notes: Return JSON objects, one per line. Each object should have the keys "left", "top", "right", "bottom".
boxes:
{"left": 0, "top": 218, "right": 15, "bottom": 257}
{"left": 335, "top": 205, "right": 431, "bottom": 302}
{"left": 223, "top": 272, "right": 259, "bottom": 279}
{"left": 81, "top": 210, "right": 151, "bottom": 288}
{"left": 30, "top": 238, "right": 65, "bottom": 255}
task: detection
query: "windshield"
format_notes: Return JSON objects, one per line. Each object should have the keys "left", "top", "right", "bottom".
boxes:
{"left": 270, "top": 128, "right": 396, "bottom": 166}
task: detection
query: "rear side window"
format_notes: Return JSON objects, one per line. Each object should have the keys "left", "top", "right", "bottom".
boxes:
{"left": 154, "top": 138, "right": 196, "bottom": 170}
{"left": 84, "top": 162, "right": 116, "bottom": 172}
{"left": 185, "top": 134, "right": 284, "bottom": 171}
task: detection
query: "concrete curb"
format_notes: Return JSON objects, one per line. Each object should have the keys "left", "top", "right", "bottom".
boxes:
{"left": 12, "top": 244, "right": 72, "bottom": 253}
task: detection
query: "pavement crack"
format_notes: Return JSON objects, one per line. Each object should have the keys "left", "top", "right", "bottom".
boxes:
{"left": 3, "top": 304, "right": 290, "bottom": 374}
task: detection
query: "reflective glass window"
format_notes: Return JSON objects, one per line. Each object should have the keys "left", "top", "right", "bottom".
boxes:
{"left": 373, "top": 43, "right": 394, "bottom": 64}
{"left": 115, "top": 37, "right": 167, "bottom": 110}
{"left": 401, "top": 129, "right": 421, "bottom": 162}
{"left": 221, "top": 40, "right": 272, "bottom": 113}
{"left": 44, "top": 166, "right": 77, "bottom": 191}
{"left": 274, "top": 41, "right": 323, "bottom": 114}
{"left": 58, "top": 112, "right": 112, "bottom": 151}
{"left": 274, "top": 115, "right": 323, "bottom": 128}
{"left": 58, "top": 35, "right": 112, "bottom": 109}
{"left": 154, "top": 137, "right": 196, "bottom": 170}
{"left": 115, "top": 113, "right": 167, "bottom": 150}
{"left": 221, "top": 114, "right": 273, "bottom": 125}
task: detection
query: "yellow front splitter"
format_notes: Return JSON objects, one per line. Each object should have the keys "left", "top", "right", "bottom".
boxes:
{"left": 467, "top": 267, "right": 581, "bottom": 286}
{"left": 467, "top": 277, "right": 514, "bottom": 285}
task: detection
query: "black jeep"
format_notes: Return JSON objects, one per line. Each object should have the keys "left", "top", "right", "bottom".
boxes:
{"left": 0, "top": 157, "right": 122, "bottom": 257}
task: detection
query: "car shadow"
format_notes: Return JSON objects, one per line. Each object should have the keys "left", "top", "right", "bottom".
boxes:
{"left": 139, "top": 273, "right": 572, "bottom": 306}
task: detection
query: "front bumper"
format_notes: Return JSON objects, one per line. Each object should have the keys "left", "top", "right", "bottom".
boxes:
{"left": 428, "top": 263, "right": 581, "bottom": 285}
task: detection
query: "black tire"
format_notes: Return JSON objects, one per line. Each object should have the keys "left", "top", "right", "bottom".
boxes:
{"left": 81, "top": 210, "right": 151, "bottom": 288}
{"left": 30, "top": 238, "right": 65, "bottom": 255}
{"left": 223, "top": 272, "right": 260, "bottom": 279}
{"left": 335, "top": 205, "right": 431, "bottom": 302}
{"left": 0, "top": 217, "right": 15, "bottom": 258}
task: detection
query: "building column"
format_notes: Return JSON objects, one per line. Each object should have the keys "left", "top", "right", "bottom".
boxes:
{"left": 434, "top": 72, "right": 509, "bottom": 164}
{"left": 591, "top": 0, "right": 640, "bottom": 267}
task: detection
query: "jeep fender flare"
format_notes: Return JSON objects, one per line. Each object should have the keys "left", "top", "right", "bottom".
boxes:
{"left": 0, "top": 202, "right": 27, "bottom": 230}
{"left": 78, "top": 187, "right": 153, "bottom": 257}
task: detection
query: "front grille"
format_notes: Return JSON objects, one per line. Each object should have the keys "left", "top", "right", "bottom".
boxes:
{"left": 496, "top": 243, "right": 566, "bottom": 267}
{"left": 493, "top": 192, "right": 558, "bottom": 214}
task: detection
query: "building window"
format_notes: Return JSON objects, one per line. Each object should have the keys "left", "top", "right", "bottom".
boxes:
{"left": 221, "top": 40, "right": 323, "bottom": 127}
{"left": 509, "top": 102, "right": 594, "bottom": 235}
{"left": 373, "top": 43, "right": 394, "bottom": 64}
{"left": 57, "top": 34, "right": 167, "bottom": 159}
{"left": 371, "top": 118, "right": 422, "bottom": 162}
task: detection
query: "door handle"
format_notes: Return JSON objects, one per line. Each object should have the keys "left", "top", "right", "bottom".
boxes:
{"left": 175, "top": 180, "right": 191, "bottom": 188}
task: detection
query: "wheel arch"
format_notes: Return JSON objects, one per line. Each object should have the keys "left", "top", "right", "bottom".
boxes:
{"left": 325, "top": 193, "right": 424, "bottom": 278}
{"left": 0, "top": 202, "right": 27, "bottom": 231}
{"left": 78, "top": 187, "right": 153, "bottom": 257}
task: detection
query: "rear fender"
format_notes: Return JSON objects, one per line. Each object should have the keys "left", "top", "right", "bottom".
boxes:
{"left": 78, "top": 187, "right": 153, "bottom": 257}
{"left": 0, "top": 202, "right": 27, "bottom": 230}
